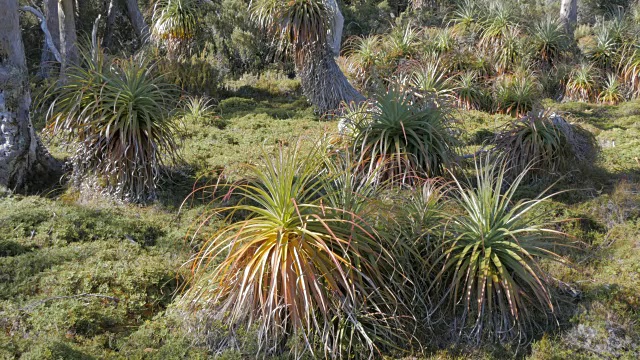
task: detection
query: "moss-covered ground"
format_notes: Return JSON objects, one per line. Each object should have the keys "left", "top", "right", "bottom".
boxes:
{"left": 1, "top": 89, "right": 639, "bottom": 358}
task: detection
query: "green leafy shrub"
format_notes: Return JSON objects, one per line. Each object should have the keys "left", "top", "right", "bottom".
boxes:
{"left": 224, "top": 71, "right": 302, "bottom": 98}
{"left": 156, "top": 50, "right": 226, "bottom": 95}
{"left": 217, "top": 96, "right": 258, "bottom": 114}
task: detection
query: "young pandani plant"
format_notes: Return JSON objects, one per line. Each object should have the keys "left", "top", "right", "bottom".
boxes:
{"left": 493, "top": 109, "right": 597, "bottom": 181}
{"left": 350, "top": 89, "right": 458, "bottom": 184}
{"left": 431, "top": 156, "right": 569, "bottom": 341}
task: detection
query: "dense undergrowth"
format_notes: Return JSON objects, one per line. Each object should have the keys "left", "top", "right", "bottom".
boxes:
{"left": 3, "top": 77, "right": 640, "bottom": 358}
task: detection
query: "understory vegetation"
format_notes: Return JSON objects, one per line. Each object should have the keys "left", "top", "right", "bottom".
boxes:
{"left": 3, "top": 0, "right": 640, "bottom": 358}
{"left": 3, "top": 88, "right": 639, "bottom": 358}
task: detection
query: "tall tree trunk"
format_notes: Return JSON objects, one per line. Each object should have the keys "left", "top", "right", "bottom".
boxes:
{"left": 0, "top": 0, "right": 60, "bottom": 191}
{"left": 124, "top": 0, "right": 150, "bottom": 43}
{"left": 38, "top": 0, "right": 61, "bottom": 78}
{"left": 326, "top": 0, "right": 343, "bottom": 56}
{"left": 103, "top": 0, "right": 119, "bottom": 48}
{"left": 58, "top": 0, "right": 78, "bottom": 70}
{"left": 560, "top": 0, "right": 578, "bottom": 33}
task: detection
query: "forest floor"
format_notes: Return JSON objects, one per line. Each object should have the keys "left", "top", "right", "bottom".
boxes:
{"left": 1, "top": 85, "right": 639, "bottom": 359}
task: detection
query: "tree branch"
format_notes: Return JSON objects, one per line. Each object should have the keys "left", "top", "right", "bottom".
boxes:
{"left": 20, "top": 6, "right": 62, "bottom": 63}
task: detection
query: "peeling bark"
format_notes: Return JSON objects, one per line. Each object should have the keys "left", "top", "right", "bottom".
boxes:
{"left": 1, "top": 0, "right": 61, "bottom": 192}
{"left": 21, "top": 6, "right": 62, "bottom": 63}
{"left": 38, "top": 0, "right": 61, "bottom": 77}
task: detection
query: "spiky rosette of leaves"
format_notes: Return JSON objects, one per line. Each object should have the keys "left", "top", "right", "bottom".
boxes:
{"left": 494, "top": 74, "right": 541, "bottom": 117}
{"left": 45, "top": 49, "right": 179, "bottom": 202}
{"left": 565, "top": 64, "right": 598, "bottom": 102}
{"left": 152, "top": 0, "right": 201, "bottom": 55}
{"left": 384, "top": 25, "right": 420, "bottom": 59}
{"left": 599, "top": 73, "right": 625, "bottom": 105}
{"left": 454, "top": 71, "right": 483, "bottom": 110}
{"left": 344, "top": 35, "right": 383, "bottom": 90}
{"left": 493, "top": 109, "right": 597, "bottom": 180}
{"left": 181, "top": 144, "right": 414, "bottom": 357}
{"left": 620, "top": 46, "right": 640, "bottom": 98}
{"left": 432, "top": 156, "right": 567, "bottom": 341}
{"left": 405, "top": 60, "right": 456, "bottom": 107}
{"left": 349, "top": 89, "right": 458, "bottom": 183}
{"left": 479, "top": 1, "right": 518, "bottom": 49}
{"left": 448, "top": 0, "right": 479, "bottom": 35}
{"left": 251, "top": 0, "right": 329, "bottom": 60}
{"left": 531, "top": 17, "right": 568, "bottom": 65}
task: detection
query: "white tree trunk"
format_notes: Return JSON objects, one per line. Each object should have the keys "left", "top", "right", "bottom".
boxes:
{"left": 124, "top": 0, "right": 150, "bottom": 42}
{"left": 326, "top": 0, "right": 344, "bottom": 56}
{"left": 560, "top": 0, "right": 578, "bottom": 33}
{"left": 58, "top": 0, "right": 78, "bottom": 70}
{"left": 0, "top": 0, "right": 60, "bottom": 191}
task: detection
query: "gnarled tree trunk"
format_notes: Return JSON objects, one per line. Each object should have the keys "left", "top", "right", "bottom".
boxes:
{"left": 58, "top": 0, "right": 78, "bottom": 70}
{"left": 1, "top": 0, "right": 60, "bottom": 191}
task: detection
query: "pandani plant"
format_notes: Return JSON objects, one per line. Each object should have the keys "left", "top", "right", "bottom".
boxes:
{"left": 431, "top": 155, "right": 568, "bottom": 341}
{"left": 44, "top": 45, "right": 179, "bottom": 203}
{"left": 349, "top": 89, "right": 458, "bottom": 184}
{"left": 251, "top": 0, "right": 364, "bottom": 113}
{"left": 565, "top": 63, "right": 598, "bottom": 102}
{"left": 492, "top": 109, "right": 597, "bottom": 181}
{"left": 180, "top": 143, "right": 414, "bottom": 357}
{"left": 598, "top": 73, "right": 625, "bottom": 105}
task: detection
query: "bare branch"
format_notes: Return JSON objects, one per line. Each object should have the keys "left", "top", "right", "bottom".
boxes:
{"left": 20, "top": 6, "right": 62, "bottom": 63}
